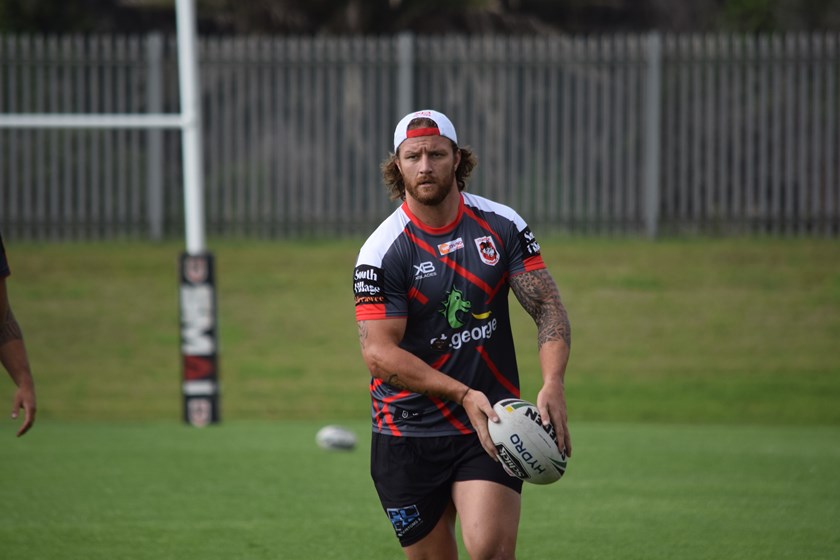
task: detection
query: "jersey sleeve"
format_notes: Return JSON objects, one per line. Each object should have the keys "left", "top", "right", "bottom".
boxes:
{"left": 462, "top": 193, "right": 546, "bottom": 278}
{"left": 354, "top": 213, "right": 410, "bottom": 321}
{"left": 0, "top": 233, "right": 10, "bottom": 278}
{"left": 500, "top": 210, "right": 546, "bottom": 277}
{"left": 354, "top": 259, "right": 408, "bottom": 321}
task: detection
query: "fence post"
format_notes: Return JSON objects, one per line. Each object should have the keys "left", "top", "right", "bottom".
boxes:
{"left": 642, "top": 32, "right": 662, "bottom": 239}
{"left": 146, "top": 32, "right": 164, "bottom": 241}
{"left": 396, "top": 32, "right": 414, "bottom": 119}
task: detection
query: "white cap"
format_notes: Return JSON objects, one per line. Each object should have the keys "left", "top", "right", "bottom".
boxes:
{"left": 393, "top": 109, "right": 458, "bottom": 152}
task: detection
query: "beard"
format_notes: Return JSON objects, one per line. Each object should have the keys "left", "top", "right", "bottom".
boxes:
{"left": 403, "top": 168, "right": 457, "bottom": 207}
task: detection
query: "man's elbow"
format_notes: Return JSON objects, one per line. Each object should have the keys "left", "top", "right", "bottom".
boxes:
{"left": 361, "top": 345, "right": 391, "bottom": 380}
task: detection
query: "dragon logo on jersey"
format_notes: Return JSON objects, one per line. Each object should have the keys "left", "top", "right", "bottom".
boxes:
{"left": 439, "top": 286, "right": 472, "bottom": 328}
{"left": 474, "top": 236, "right": 499, "bottom": 266}
{"left": 431, "top": 288, "right": 496, "bottom": 350}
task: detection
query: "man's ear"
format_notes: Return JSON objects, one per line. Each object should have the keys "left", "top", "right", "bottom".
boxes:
{"left": 454, "top": 147, "right": 461, "bottom": 170}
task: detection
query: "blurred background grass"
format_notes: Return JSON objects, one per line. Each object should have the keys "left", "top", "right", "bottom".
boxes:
{"left": 6, "top": 236, "right": 838, "bottom": 426}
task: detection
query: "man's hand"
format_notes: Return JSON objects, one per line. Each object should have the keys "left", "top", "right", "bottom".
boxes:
{"left": 11, "top": 379, "right": 36, "bottom": 437}
{"left": 537, "top": 380, "right": 571, "bottom": 457}
{"left": 462, "top": 389, "right": 500, "bottom": 460}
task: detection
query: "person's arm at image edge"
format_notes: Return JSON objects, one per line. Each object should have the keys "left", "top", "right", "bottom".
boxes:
{"left": 0, "top": 278, "right": 36, "bottom": 437}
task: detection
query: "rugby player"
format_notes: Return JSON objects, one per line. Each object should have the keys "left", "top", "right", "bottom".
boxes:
{"left": 354, "top": 110, "right": 572, "bottom": 559}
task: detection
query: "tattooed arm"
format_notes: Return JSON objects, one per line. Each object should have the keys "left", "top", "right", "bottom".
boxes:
{"left": 357, "top": 318, "right": 459, "bottom": 399}
{"left": 509, "top": 268, "right": 572, "bottom": 456}
{"left": 0, "top": 278, "right": 36, "bottom": 437}
{"left": 357, "top": 318, "right": 500, "bottom": 458}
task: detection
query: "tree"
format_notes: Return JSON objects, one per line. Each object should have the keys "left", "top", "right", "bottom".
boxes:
{"left": 1, "top": 0, "right": 837, "bottom": 34}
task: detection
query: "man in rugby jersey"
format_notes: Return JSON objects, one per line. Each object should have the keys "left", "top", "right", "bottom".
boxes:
{"left": 0, "top": 233, "right": 36, "bottom": 437}
{"left": 354, "top": 110, "right": 572, "bottom": 559}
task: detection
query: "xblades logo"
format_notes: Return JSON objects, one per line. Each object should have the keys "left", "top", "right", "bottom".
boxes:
{"left": 413, "top": 261, "right": 436, "bottom": 278}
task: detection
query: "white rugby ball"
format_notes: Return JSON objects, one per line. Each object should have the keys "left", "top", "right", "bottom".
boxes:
{"left": 488, "top": 398, "right": 568, "bottom": 485}
{"left": 315, "top": 425, "right": 357, "bottom": 451}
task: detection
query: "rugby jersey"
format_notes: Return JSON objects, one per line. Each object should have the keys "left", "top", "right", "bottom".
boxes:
{"left": 0, "top": 233, "right": 10, "bottom": 278}
{"left": 354, "top": 192, "right": 546, "bottom": 437}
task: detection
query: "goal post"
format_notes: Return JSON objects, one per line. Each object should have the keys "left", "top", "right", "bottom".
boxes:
{"left": 0, "top": 0, "right": 220, "bottom": 427}
{"left": 173, "top": 0, "right": 219, "bottom": 427}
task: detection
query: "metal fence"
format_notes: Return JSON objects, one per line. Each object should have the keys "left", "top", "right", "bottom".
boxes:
{"left": 1, "top": 32, "right": 838, "bottom": 240}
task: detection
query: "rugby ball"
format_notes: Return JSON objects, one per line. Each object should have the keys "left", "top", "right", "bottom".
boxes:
{"left": 488, "top": 398, "right": 568, "bottom": 485}
{"left": 315, "top": 425, "right": 357, "bottom": 451}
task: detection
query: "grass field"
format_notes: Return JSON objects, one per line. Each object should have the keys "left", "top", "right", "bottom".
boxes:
{"left": 0, "top": 237, "right": 838, "bottom": 558}
{"left": 2, "top": 421, "right": 838, "bottom": 559}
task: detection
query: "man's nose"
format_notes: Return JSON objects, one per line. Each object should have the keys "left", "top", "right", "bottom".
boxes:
{"left": 418, "top": 154, "right": 433, "bottom": 172}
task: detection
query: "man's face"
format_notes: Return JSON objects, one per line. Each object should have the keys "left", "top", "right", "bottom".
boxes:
{"left": 397, "top": 135, "right": 461, "bottom": 206}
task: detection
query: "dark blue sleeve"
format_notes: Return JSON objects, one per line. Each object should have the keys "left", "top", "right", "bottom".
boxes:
{"left": 0, "top": 233, "right": 10, "bottom": 278}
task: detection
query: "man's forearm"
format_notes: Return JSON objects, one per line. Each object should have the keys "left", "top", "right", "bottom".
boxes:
{"left": 369, "top": 346, "right": 468, "bottom": 403}
{"left": 1, "top": 339, "right": 33, "bottom": 386}
{"left": 510, "top": 269, "right": 572, "bottom": 350}
{"left": 0, "top": 305, "right": 23, "bottom": 346}
{"left": 0, "top": 307, "right": 32, "bottom": 386}
{"left": 358, "top": 321, "right": 469, "bottom": 403}
{"left": 538, "top": 339, "right": 570, "bottom": 385}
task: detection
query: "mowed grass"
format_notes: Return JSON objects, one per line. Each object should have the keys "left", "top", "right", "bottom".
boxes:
{"left": 0, "top": 237, "right": 838, "bottom": 559}
{"left": 1, "top": 420, "right": 838, "bottom": 559}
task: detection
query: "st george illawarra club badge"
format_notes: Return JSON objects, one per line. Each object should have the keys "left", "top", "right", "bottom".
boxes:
{"left": 474, "top": 236, "right": 499, "bottom": 266}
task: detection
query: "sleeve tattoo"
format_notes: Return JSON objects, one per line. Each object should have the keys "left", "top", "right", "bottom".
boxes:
{"left": 510, "top": 269, "right": 571, "bottom": 349}
{"left": 357, "top": 320, "right": 368, "bottom": 350}
{"left": 0, "top": 306, "right": 23, "bottom": 346}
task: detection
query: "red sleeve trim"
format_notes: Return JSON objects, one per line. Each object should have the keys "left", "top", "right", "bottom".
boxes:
{"left": 522, "top": 255, "right": 546, "bottom": 272}
{"left": 355, "top": 304, "right": 387, "bottom": 320}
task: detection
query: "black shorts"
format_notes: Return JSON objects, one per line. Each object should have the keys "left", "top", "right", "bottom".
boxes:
{"left": 370, "top": 431, "right": 523, "bottom": 547}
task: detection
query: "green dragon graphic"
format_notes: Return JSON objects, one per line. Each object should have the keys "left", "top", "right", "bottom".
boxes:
{"left": 440, "top": 286, "right": 472, "bottom": 328}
